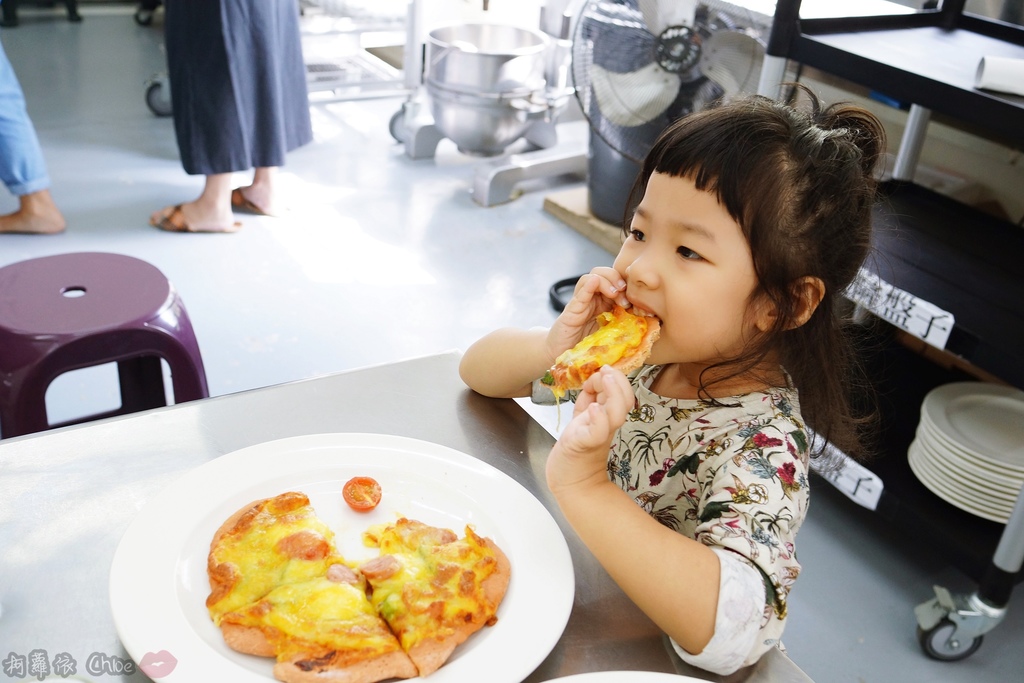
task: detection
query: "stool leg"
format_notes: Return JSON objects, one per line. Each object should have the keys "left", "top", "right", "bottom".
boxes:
{"left": 118, "top": 356, "right": 168, "bottom": 412}
{"left": 0, "top": 367, "right": 53, "bottom": 438}
{"left": 157, "top": 333, "right": 210, "bottom": 403}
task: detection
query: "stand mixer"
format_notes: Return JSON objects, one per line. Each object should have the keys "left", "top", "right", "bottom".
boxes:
{"left": 389, "top": 0, "right": 588, "bottom": 206}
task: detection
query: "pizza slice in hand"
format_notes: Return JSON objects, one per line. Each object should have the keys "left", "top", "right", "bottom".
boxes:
{"left": 359, "top": 518, "right": 512, "bottom": 676}
{"left": 544, "top": 305, "right": 660, "bottom": 399}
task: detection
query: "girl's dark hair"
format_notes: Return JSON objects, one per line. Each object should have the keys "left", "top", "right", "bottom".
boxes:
{"left": 627, "top": 86, "right": 886, "bottom": 461}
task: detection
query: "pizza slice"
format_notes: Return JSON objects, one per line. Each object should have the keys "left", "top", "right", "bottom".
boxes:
{"left": 358, "top": 518, "right": 511, "bottom": 677}
{"left": 207, "top": 492, "right": 417, "bottom": 683}
{"left": 206, "top": 491, "right": 343, "bottom": 624}
{"left": 543, "top": 305, "right": 660, "bottom": 399}
{"left": 221, "top": 574, "right": 417, "bottom": 683}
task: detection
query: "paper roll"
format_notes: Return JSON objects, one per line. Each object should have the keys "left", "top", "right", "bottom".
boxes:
{"left": 974, "top": 55, "right": 1024, "bottom": 97}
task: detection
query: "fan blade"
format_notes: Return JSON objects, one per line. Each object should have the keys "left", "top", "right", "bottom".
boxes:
{"left": 637, "top": 0, "right": 698, "bottom": 36}
{"left": 590, "top": 62, "right": 682, "bottom": 127}
{"left": 698, "top": 31, "right": 765, "bottom": 99}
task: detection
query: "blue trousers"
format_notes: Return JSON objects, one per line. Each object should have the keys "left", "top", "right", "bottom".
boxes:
{"left": 0, "top": 34, "right": 49, "bottom": 196}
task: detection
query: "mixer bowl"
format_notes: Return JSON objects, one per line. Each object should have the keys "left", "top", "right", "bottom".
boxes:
{"left": 425, "top": 23, "right": 550, "bottom": 155}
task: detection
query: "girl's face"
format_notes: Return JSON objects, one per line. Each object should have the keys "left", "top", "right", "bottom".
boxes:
{"left": 613, "top": 172, "right": 769, "bottom": 374}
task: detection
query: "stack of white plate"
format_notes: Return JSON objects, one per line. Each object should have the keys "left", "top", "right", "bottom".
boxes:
{"left": 907, "top": 382, "right": 1024, "bottom": 524}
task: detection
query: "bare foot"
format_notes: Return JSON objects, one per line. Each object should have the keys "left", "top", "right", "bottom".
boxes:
{"left": 0, "top": 190, "right": 66, "bottom": 234}
{"left": 149, "top": 201, "right": 240, "bottom": 233}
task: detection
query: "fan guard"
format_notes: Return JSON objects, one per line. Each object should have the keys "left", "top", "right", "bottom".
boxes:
{"left": 571, "top": 0, "right": 765, "bottom": 166}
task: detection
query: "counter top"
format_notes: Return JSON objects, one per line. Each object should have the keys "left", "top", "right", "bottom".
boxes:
{"left": 0, "top": 351, "right": 811, "bottom": 683}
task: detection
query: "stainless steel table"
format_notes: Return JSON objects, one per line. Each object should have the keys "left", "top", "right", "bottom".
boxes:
{"left": 0, "top": 351, "right": 812, "bottom": 683}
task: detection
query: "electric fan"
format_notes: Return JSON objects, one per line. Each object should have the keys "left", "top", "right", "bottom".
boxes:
{"left": 571, "top": 0, "right": 767, "bottom": 224}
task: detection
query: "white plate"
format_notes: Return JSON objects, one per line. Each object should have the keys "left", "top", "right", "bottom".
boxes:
{"left": 919, "top": 411, "right": 1024, "bottom": 479}
{"left": 109, "top": 433, "right": 574, "bottom": 682}
{"left": 908, "top": 441, "right": 1011, "bottom": 523}
{"left": 917, "top": 420, "right": 1024, "bottom": 485}
{"left": 913, "top": 429, "right": 1022, "bottom": 504}
{"left": 922, "top": 382, "right": 1024, "bottom": 471}
{"left": 542, "top": 673, "right": 706, "bottom": 683}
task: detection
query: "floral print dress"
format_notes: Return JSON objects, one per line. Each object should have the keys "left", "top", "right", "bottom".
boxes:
{"left": 608, "top": 365, "right": 810, "bottom": 666}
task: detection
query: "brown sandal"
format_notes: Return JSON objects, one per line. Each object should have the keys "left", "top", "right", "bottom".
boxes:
{"left": 150, "top": 205, "right": 242, "bottom": 233}
{"left": 230, "top": 188, "right": 275, "bottom": 217}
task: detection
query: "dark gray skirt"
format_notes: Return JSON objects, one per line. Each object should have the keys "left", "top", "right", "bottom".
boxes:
{"left": 164, "top": 0, "right": 312, "bottom": 175}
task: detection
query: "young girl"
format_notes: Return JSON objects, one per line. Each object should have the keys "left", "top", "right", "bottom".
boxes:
{"left": 460, "top": 89, "right": 885, "bottom": 674}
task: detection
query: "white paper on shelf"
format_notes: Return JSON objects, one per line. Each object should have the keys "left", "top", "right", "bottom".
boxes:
{"left": 974, "top": 55, "right": 1024, "bottom": 97}
{"left": 811, "top": 440, "right": 885, "bottom": 511}
{"left": 845, "top": 267, "right": 955, "bottom": 350}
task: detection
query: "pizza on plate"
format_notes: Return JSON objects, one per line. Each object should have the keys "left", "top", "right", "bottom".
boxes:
{"left": 206, "top": 491, "right": 509, "bottom": 682}
{"left": 543, "top": 305, "right": 660, "bottom": 399}
{"left": 359, "top": 518, "right": 511, "bottom": 676}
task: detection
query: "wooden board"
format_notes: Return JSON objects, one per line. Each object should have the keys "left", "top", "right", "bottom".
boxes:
{"left": 543, "top": 187, "right": 622, "bottom": 255}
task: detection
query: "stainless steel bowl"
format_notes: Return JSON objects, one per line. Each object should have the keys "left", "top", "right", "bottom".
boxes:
{"left": 425, "top": 23, "right": 550, "bottom": 156}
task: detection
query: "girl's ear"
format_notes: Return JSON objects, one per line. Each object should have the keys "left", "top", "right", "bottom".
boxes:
{"left": 752, "top": 276, "right": 825, "bottom": 333}
{"left": 788, "top": 276, "right": 826, "bottom": 330}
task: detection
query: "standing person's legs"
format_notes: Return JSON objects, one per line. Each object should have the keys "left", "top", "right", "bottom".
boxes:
{"left": 0, "top": 36, "right": 64, "bottom": 234}
{"left": 150, "top": 0, "right": 244, "bottom": 233}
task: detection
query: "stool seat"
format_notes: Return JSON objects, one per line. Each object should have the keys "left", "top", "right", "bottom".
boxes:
{"left": 0, "top": 252, "right": 209, "bottom": 438}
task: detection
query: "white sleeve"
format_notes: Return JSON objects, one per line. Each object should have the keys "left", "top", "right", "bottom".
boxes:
{"left": 670, "top": 548, "right": 766, "bottom": 676}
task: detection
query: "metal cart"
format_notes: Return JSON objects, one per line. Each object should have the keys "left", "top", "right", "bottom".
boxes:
{"left": 143, "top": 0, "right": 408, "bottom": 117}
{"left": 759, "top": 0, "right": 1024, "bottom": 661}
{"left": 299, "top": 0, "right": 408, "bottom": 102}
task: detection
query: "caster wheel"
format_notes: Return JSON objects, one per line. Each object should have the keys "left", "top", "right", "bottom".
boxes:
{"left": 388, "top": 110, "right": 404, "bottom": 143}
{"left": 145, "top": 81, "right": 173, "bottom": 118}
{"left": 917, "top": 621, "right": 983, "bottom": 661}
{"left": 135, "top": 9, "right": 154, "bottom": 26}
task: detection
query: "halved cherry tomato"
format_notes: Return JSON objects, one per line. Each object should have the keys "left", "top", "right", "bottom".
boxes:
{"left": 343, "top": 476, "right": 382, "bottom": 511}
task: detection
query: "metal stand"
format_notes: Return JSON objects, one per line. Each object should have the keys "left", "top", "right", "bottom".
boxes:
{"left": 892, "top": 104, "right": 932, "bottom": 182}
{"left": 471, "top": 120, "right": 587, "bottom": 206}
{"left": 389, "top": 96, "right": 446, "bottom": 160}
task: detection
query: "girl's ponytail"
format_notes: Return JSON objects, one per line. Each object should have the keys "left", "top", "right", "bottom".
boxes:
{"left": 816, "top": 98, "right": 888, "bottom": 182}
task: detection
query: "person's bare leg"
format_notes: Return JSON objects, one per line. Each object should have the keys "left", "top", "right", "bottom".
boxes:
{"left": 0, "top": 189, "right": 66, "bottom": 234}
{"left": 150, "top": 173, "right": 239, "bottom": 232}
{"left": 235, "top": 166, "right": 281, "bottom": 216}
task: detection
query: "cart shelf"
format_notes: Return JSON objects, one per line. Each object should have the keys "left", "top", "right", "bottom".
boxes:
{"left": 791, "top": 16, "right": 1024, "bottom": 146}
{"left": 765, "top": 0, "right": 1024, "bottom": 660}
{"left": 862, "top": 327, "right": 1020, "bottom": 585}
{"left": 867, "top": 180, "right": 1024, "bottom": 390}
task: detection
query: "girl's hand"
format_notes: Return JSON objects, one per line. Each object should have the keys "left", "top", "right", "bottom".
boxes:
{"left": 546, "top": 365, "right": 635, "bottom": 492}
{"left": 545, "top": 267, "right": 630, "bottom": 360}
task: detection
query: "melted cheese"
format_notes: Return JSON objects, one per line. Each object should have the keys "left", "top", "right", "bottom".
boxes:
{"left": 229, "top": 577, "right": 402, "bottom": 660}
{"left": 207, "top": 498, "right": 344, "bottom": 623}
{"left": 366, "top": 521, "right": 499, "bottom": 649}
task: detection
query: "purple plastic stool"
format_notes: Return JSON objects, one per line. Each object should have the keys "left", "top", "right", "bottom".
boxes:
{"left": 0, "top": 252, "right": 209, "bottom": 438}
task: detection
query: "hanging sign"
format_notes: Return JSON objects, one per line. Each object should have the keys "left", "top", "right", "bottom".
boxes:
{"left": 845, "top": 267, "right": 955, "bottom": 350}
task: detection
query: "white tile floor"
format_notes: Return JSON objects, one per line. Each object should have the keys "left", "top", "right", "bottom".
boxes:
{"left": 2, "top": 5, "right": 1024, "bottom": 683}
